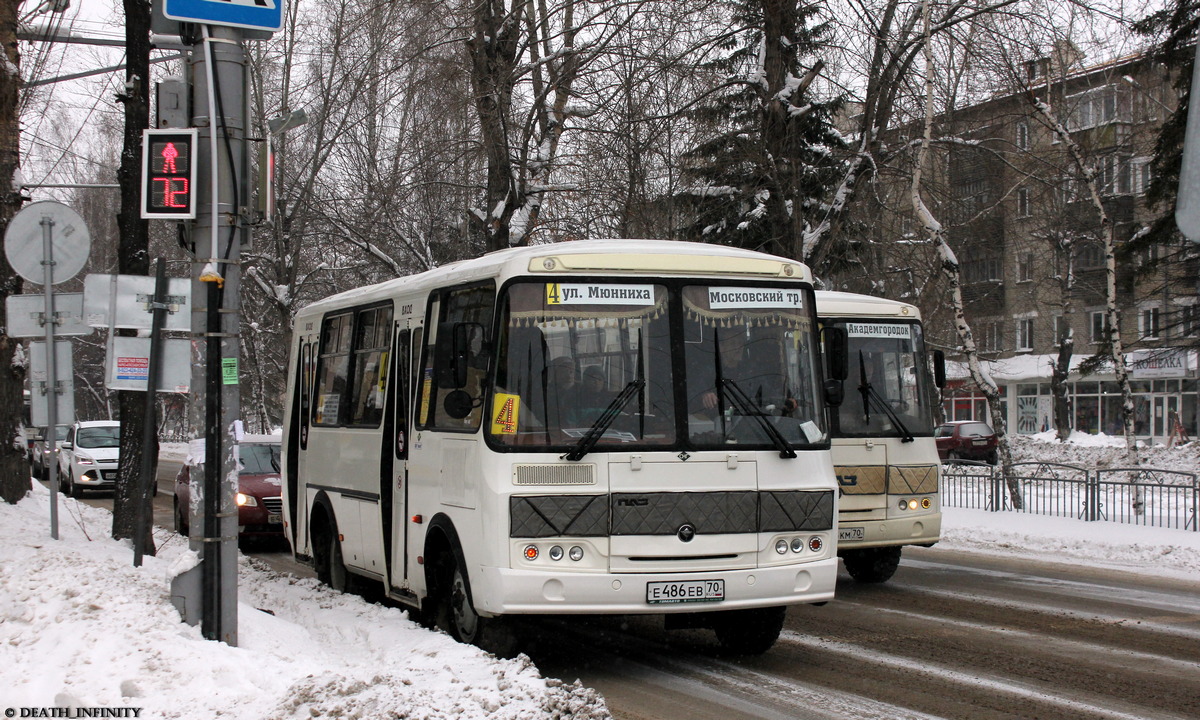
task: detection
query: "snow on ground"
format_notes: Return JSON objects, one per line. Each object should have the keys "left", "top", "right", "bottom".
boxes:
{"left": 0, "top": 436, "right": 1197, "bottom": 719}
{"left": 0, "top": 481, "right": 608, "bottom": 719}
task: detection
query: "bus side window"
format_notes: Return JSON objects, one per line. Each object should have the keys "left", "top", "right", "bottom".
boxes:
{"left": 349, "top": 305, "right": 394, "bottom": 427}
{"left": 395, "top": 329, "right": 411, "bottom": 459}
{"left": 418, "top": 282, "right": 495, "bottom": 431}
{"left": 314, "top": 312, "right": 353, "bottom": 426}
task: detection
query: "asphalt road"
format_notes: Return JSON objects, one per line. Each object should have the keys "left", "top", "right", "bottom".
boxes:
{"left": 40, "top": 461, "right": 1200, "bottom": 720}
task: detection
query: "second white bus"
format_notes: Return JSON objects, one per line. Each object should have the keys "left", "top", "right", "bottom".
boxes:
{"left": 816, "top": 291, "right": 944, "bottom": 583}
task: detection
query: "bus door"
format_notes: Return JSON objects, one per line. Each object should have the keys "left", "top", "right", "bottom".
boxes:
{"left": 387, "top": 326, "right": 414, "bottom": 594}
{"left": 288, "top": 325, "right": 320, "bottom": 556}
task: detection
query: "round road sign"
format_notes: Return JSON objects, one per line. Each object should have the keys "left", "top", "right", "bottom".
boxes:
{"left": 4, "top": 200, "right": 91, "bottom": 286}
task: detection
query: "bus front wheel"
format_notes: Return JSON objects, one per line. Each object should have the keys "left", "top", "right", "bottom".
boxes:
{"left": 712, "top": 606, "right": 786, "bottom": 655}
{"left": 842, "top": 546, "right": 902, "bottom": 583}
{"left": 437, "top": 551, "right": 518, "bottom": 658}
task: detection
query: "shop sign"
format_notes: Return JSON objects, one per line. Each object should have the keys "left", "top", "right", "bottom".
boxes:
{"left": 1129, "top": 349, "right": 1189, "bottom": 379}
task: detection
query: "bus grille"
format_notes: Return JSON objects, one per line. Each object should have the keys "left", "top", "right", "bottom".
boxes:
{"left": 513, "top": 464, "right": 596, "bottom": 486}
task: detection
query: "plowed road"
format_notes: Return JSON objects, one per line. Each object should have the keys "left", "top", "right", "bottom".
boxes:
{"left": 68, "top": 466, "right": 1200, "bottom": 720}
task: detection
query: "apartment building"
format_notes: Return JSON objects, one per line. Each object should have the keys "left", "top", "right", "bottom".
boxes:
{"left": 845, "top": 47, "right": 1198, "bottom": 445}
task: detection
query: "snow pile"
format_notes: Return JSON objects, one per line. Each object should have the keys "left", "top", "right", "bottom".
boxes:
{"left": 1009, "top": 431, "right": 1200, "bottom": 471}
{"left": 0, "top": 483, "right": 609, "bottom": 720}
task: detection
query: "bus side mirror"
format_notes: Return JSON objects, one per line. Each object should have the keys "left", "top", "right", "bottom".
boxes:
{"left": 822, "top": 326, "right": 848, "bottom": 406}
{"left": 823, "top": 379, "right": 844, "bottom": 407}
{"left": 933, "top": 349, "right": 946, "bottom": 389}
{"left": 435, "top": 322, "right": 471, "bottom": 388}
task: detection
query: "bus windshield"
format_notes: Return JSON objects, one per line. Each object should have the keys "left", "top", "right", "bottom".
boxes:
{"left": 488, "top": 281, "right": 825, "bottom": 452}
{"left": 830, "top": 320, "right": 936, "bottom": 438}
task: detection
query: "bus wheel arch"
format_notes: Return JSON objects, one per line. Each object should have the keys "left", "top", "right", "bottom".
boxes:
{"left": 309, "top": 493, "right": 350, "bottom": 592}
{"left": 423, "top": 515, "right": 518, "bottom": 657}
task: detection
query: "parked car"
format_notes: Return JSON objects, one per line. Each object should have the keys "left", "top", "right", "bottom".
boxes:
{"left": 31, "top": 425, "right": 69, "bottom": 480}
{"left": 935, "top": 421, "right": 999, "bottom": 464}
{"left": 58, "top": 420, "right": 121, "bottom": 497}
{"left": 174, "top": 434, "right": 283, "bottom": 542}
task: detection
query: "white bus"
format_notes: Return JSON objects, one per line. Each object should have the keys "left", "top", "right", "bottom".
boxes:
{"left": 281, "top": 240, "right": 847, "bottom": 655}
{"left": 816, "top": 291, "right": 945, "bottom": 583}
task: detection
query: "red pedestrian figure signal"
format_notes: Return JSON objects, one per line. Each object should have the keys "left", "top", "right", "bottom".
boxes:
{"left": 141, "top": 129, "right": 198, "bottom": 219}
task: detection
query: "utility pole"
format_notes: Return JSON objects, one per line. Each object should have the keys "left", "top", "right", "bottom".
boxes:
{"left": 188, "top": 23, "right": 246, "bottom": 646}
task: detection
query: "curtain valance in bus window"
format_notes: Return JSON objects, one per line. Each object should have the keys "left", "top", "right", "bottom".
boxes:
{"left": 682, "top": 285, "right": 810, "bottom": 329}
{"left": 506, "top": 282, "right": 667, "bottom": 326}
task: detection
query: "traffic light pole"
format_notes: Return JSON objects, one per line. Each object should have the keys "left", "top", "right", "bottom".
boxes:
{"left": 188, "top": 23, "right": 244, "bottom": 646}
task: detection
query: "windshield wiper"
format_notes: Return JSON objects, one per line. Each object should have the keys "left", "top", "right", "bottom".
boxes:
{"left": 721, "top": 379, "right": 797, "bottom": 459}
{"left": 856, "top": 352, "right": 914, "bottom": 443}
{"left": 562, "top": 378, "right": 645, "bottom": 462}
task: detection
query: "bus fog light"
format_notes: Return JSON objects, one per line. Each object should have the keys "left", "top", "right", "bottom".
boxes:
{"left": 523, "top": 545, "right": 539, "bottom": 561}
{"left": 808, "top": 536, "right": 823, "bottom": 552}
{"left": 790, "top": 537, "right": 804, "bottom": 553}
{"left": 921, "top": 497, "right": 931, "bottom": 509}
{"left": 548, "top": 545, "right": 564, "bottom": 561}
{"left": 907, "top": 499, "right": 919, "bottom": 511}
{"left": 569, "top": 546, "right": 584, "bottom": 561}
{"left": 775, "top": 539, "right": 789, "bottom": 554}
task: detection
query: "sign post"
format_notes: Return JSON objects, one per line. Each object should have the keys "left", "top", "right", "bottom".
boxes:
{"left": 2, "top": 201, "right": 90, "bottom": 540}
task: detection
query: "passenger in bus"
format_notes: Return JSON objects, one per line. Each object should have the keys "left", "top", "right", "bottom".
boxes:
{"left": 545, "top": 356, "right": 581, "bottom": 428}
{"left": 577, "top": 366, "right": 612, "bottom": 423}
{"left": 690, "top": 326, "right": 795, "bottom": 417}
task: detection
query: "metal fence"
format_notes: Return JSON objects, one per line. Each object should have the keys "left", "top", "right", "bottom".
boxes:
{"left": 941, "top": 461, "right": 1199, "bottom": 531}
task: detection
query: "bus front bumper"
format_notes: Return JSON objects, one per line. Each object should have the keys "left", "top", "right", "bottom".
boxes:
{"left": 835, "top": 513, "right": 941, "bottom": 550}
{"left": 473, "top": 558, "right": 838, "bottom": 616}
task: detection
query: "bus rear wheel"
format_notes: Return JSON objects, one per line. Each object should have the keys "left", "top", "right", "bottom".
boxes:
{"left": 438, "top": 552, "right": 518, "bottom": 658}
{"left": 842, "top": 546, "right": 902, "bottom": 583}
{"left": 712, "top": 606, "right": 786, "bottom": 655}
{"left": 313, "top": 519, "right": 350, "bottom": 593}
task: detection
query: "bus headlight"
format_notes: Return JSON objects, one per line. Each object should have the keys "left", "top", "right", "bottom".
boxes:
{"left": 775, "top": 539, "right": 789, "bottom": 554}
{"left": 568, "top": 546, "right": 584, "bottom": 561}
{"left": 790, "top": 537, "right": 804, "bottom": 553}
{"left": 548, "top": 545, "right": 564, "bottom": 561}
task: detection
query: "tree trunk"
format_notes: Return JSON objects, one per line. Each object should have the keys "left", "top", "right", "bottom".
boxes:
{"left": 0, "top": 0, "right": 29, "bottom": 505}
{"left": 111, "top": 0, "right": 155, "bottom": 550}
{"left": 1051, "top": 330, "right": 1072, "bottom": 441}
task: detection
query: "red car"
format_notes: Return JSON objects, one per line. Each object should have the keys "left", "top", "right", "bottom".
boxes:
{"left": 935, "top": 421, "right": 999, "bottom": 464}
{"left": 174, "top": 434, "right": 284, "bottom": 541}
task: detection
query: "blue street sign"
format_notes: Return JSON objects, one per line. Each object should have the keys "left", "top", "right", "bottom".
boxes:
{"left": 162, "top": 0, "right": 284, "bottom": 33}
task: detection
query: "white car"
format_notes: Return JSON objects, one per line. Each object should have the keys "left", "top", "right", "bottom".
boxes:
{"left": 59, "top": 421, "right": 121, "bottom": 498}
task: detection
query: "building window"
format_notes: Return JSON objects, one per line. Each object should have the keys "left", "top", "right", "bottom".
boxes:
{"left": 1180, "top": 304, "right": 1198, "bottom": 337}
{"left": 1016, "top": 121, "right": 1030, "bottom": 150}
{"left": 1017, "top": 188, "right": 1031, "bottom": 217}
{"left": 1090, "top": 311, "right": 1109, "bottom": 344}
{"left": 1068, "top": 85, "right": 1126, "bottom": 131}
{"left": 1132, "top": 157, "right": 1153, "bottom": 195}
{"left": 979, "top": 321, "right": 1003, "bottom": 352}
{"left": 1140, "top": 306, "right": 1161, "bottom": 339}
{"left": 1017, "top": 252, "right": 1034, "bottom": 282}
{"left": 1017, "top": 318, "right": 1035, "bottom": 351}
{"left": 1052, "top": 315, "right": 1066, "bottom": 346}
{"left": 1075, "top": 242, "right": 1105, "bottom": 269}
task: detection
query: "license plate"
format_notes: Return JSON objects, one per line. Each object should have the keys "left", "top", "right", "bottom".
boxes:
{"left": 646, "top": 579, "right": 724, "bottom": 605}
{"left": 839, "top": 526, "right": 865, "bottom": 541}
{"left": 267, "top": 513, "right": 282, "bottom": 524}
{"left": 102, "top": 470, "right": 118, "bottom": 480}
{"left": 973, "top": 439, "right": 987, "bottom": 445}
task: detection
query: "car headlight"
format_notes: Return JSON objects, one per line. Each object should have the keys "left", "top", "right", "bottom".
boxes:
{"left": 76, "top": 456, "right": 94, "bottom": 465}
{"left": 235, "top": 493, "right": 258, "bottom": 507}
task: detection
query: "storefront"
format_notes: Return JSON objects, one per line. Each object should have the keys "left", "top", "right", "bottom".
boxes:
{"left": 942, "top": 350, "right": 1197, "bottom": 445}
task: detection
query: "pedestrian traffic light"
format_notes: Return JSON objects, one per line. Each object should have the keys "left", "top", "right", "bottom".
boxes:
{"left": 141, "top": 129, "right": 198, "bottom": 219}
